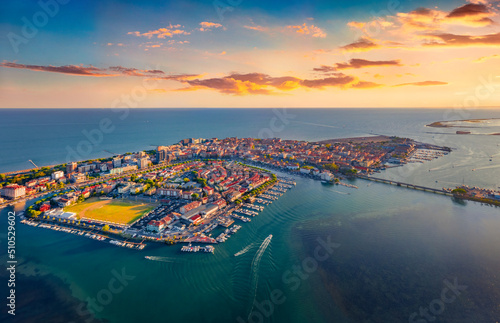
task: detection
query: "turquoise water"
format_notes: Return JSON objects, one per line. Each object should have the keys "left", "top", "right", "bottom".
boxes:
{"left": 1, "top": 108, "right": 500, "bottom": 322}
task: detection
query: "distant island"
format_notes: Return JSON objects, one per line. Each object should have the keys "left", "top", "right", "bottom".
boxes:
{"left": 427, "top": 118, "right": 500, "bottom": 129}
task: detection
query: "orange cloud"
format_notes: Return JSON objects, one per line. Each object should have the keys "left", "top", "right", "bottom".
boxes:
{"left": 347, "top": 19, "right": 394, "bottom": 34}
{"left": 473, "top": 54, "right": 500, "bottom": 62}
{"left": 243, "top": 23, "right": 326, "bottom": 38}
{"left": 199, "top": 22, "right": 224, "bottom": 31}
{"left": 286, "top": 23, "right": 326, "bottom": 38}
{"left": 313, "top": 59, "right": 402, "bottom": 73}
{"left": 128, "top": 24, "right": 190, "bottom": 39}
{"left": 340, "top": 37, "right": 380, "bottom": 52}
{"left": 313, "top": 65, "right": 337, "bottom": 73}
{"left": 0, "top": 61, "right": 200, "bottom": 81}
{"left": 243, "top": 25, "right": 270, "bottom": 32}
{"left": 341, "top": 1, "right": 499, "bottom": 52}
{"left": 184, "top": 77, "right": 272, "bottom": 95}
{"left": 334, "top": 59, "right": 402, "bottom": 70}
{"left": 0, "top": 61, "right": 114, "bottom": 77}
{"left": 175, "top": 72, "right": 382, "bottom": 95}
{"left": 396, "top": 7, "right": 445, "bottom": 32}
{"left": 445, "top": 3, "right": 496, "bottom": 27}
{"left": 352, "top": 81, "right": 384, "bottom": 89}
{"left": 395, "top": 3, "right": 496, "bottom": 31}
{"left": 108, "top": 66, "right": 165, "bottom": 76}
{"left": 394, "top": 81, "right": 448, "bottom": 87}
{"left": 422, "top": 32, "right": 500, "bottom": 47}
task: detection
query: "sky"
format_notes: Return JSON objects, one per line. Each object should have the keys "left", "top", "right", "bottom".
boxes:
{"left": 0, "top": 0, "right": 500, "bottom": 108}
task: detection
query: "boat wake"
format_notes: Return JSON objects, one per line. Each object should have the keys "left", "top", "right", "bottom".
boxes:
{"left": 333, "top": 190, "right": 350, "bottom": 195}
{"left": 472, "top": 164, "right": 500, "bottom": 171}
{"left": 247, "top": 234, "right": 273, "bottom": 319}
{"left": 144, "top": 256, "right": 178, "bottom": 263}
{"left": 234, "top": 243, "right": 254, "bottom": 257}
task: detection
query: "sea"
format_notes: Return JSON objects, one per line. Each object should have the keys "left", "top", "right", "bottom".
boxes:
{"left": 0, "top": 108, "right": 499, "bottom": 323}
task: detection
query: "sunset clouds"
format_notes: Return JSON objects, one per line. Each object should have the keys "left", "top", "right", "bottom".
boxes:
{"left": 0, "top": 61, "right": 200, "bottom": 80}
{"left": 394, "top": 81, "right": 449, "bottom": 87}
{"left": 127, "top": 24, "right": 190, "bottom": 39}
{"left": 345, "top": 1, "right": 500, "bottom": 52}
{"left": 286, "top": 23, "right": 327, "bottom": 38}
{"left": 0, "top": 62, "right": 113, "bottom": 77}
{"left": 422, "top": 32, "right": 500, "bottom": 47}
{"left": 175, "top": 72, "right": 386, "bottom": 95}
{"left": 333, "top": 59, "right": 403, "bottom": 70}
{"left": 340, "top": 37, "right": 381, "bottom": 52}
{"left": 1, "top": 0, "right": 499, "bottom": 108}
{"left": 199, "top": 22, "right": 224, "bottom": 31}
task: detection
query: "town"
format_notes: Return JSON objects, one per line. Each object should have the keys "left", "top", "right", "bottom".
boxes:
{"left": 3, "top": 135, "right": 496, "bottom": 252}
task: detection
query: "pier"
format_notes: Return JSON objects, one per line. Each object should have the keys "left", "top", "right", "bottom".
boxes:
{"left": 356, "top": 175, "right": 452, "bottom": 196}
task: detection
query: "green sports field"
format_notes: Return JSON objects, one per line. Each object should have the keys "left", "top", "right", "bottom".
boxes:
{"left": 65, "top": 197, "right": 157, "bottom": 224}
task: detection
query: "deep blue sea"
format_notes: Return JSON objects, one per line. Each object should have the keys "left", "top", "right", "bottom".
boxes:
{"left": 0, "top": 108, "right": 499, "bottom": 323}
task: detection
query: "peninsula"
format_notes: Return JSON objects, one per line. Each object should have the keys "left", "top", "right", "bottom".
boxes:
{"left": 7, "top": 135, "right": 497, "bottom": 253}
{"left": 427, "top": 118, "right": 500, "bottom": 128}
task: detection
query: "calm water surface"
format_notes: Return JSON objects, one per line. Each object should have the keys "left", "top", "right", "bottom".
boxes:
{"left": 1, "top": 108, "right": 499, "bottom": 322}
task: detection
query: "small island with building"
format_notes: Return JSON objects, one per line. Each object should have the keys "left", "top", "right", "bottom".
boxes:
{"left": 3, "top": 135, "right": 496, "bottom": 253}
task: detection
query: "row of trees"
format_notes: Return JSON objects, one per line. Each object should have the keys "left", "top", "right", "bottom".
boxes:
{"left": 239, "top": 173, "right": 278, "bottom": 202}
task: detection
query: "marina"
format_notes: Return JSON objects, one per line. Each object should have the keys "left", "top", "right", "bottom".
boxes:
{"left": 20, "top": 218, "right": 146, "bottom": 250}
{"left": 215, "top": 224, "right": 242, "bottom": 243}
{"left": 231, "top": 213, "right": 251, "bottom": 222}
{"left": 180, "top": 243, "right": 215, "bottom": 253}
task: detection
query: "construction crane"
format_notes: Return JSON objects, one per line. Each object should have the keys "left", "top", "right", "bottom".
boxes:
{"left": 28, "top": 160, "right": 39, "bottom": 168}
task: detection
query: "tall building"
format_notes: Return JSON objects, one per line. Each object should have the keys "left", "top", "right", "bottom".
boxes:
{"left": 139, "top": 158, "right": 149, "bottom": 169}
{"left": 1, "top": 184, "right": 26, "bottom": 199}
{"left": 156, "top": 146, "right": 166, "bottom": 164}
{"left": 70, "top": 173, "right": 86, "bottom": 183}
{"left": 66, "top": 162, "right": 77, "bottom": 174}
{"left": 113, "top": 157, "right": 122, "bottom": 168}
{"left": 51, "top": 171, "right": 64, "bottom": 180}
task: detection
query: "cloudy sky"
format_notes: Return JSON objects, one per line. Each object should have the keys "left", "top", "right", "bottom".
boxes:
{"left": 1, "top": 0, "right": 500, "bottom": 108}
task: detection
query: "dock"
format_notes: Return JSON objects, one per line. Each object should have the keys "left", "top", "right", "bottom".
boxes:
{"left": 181, "top": 243, "right": 214, "bottom": 253}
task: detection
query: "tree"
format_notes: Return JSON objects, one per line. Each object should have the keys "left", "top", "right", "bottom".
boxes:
{"left": 345, "top": 169, "right": 358, "bottom": 175}
{"left": 102, "top": 224, "right": 110, "bottom": 232}
{"left": 183, "top": 178, "right": 190, "bottom": 183}
{"left": 452, "top": 188, "right": 467, "bottom": 195}
{"left": 77, "top": 195, "right": 85, "bottom": 203}
{"left": 197, "top": 178, "right": 207, "bottom": 187}
{"left": 324, "top": 163, "right": 339, "bottom": 172}
{"left": 191, "top": 193, "right": 199, "bottom": 200}
{"left": 27, "top": 209, "right": 41, "bottom": 218}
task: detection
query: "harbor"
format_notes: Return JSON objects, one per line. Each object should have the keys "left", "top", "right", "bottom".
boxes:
{"left": 215, "top": 224, "right": 242, "bottom": 243}
{"left": 20, "top": 218, "right": 147, "bottom": 250}
{"left": 180, "top": 244, "right": 215, "bottom": 253}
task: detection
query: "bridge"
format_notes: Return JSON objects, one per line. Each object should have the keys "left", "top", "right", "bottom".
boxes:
{"left": 356, "top": 175, "right": 453, "bottom": 196}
